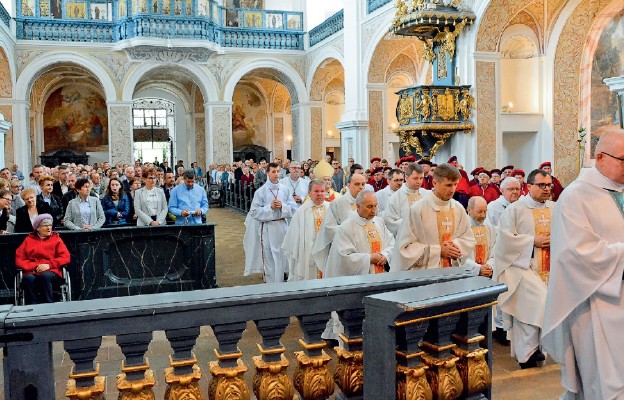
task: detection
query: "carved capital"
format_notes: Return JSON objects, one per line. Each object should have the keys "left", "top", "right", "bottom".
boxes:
{"left": 117, "top": 368, "right": 156, "bottom": 400}
{"left": 293, "top": 351, "right": 334, "bottom": 400}
{"left": 397, "top": 365, "right": 433, "bottom": 400}
{"left": 421, "top": 354, "right": 463, "bottom": 400}
{"left": 252, "top": 354, "right": 294, "bottom": 400}
{"left": 66, "top": 375, "right": 106, "bottom": 400}
{"left": 452, "top": 347, "right": 490, "bottom": 397}
{"left": 333, "top": 347, "right": 363, "bottom": 397}
{"left": 164, "top": 363, "right": 203, "bottom": 400}
{"left": 208, "top": 359, "right": 250, "bottom": 400}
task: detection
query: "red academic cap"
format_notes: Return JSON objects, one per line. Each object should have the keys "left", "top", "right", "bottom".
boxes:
{"left": 448, "top": 156, "right": 458, "bottom": 163}
{"left": 539, "top": 161, "right": 551, "bottom": 169}
{"left": 512, "top": 169, "right": 525, "bottom": 177}
{"left": 403, "top": 156, "right": 416, "bottom": 163}
{"left": 478, "top": 169, "right": 491, "bottom": 177}
{"left": 491, "top": 168, "right": 502, "bottom": 175}
{"left": 372, "top": 167, "right": 384, "bottom": 175}
{"left": 370, "top": 157, "right": 381, "bottom": 163}
{"left": 501, "top": 165, "right": 514, "bottom": 172}
{"left": 470, "top": 167, "right": 484, "bottom": 176}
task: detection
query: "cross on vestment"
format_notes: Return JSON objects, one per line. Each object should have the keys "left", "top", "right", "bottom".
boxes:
{"left": 538, "top": 213, "right": 549, "bottom": 228}
{"left": 442, "top": 217, "right": 452, "bottom": 233}
{"left": 474, "top": 229, "right": 485, "bottom": 239}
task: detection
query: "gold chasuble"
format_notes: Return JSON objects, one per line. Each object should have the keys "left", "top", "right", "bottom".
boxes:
{"left": 531, "top": 208, "right": 551, "bottom": 283}
{"left": 407, "top": 192, "right": 422, "bottom": 205}
{"left": 350, "top": 203, "right": 357, "bottom": 211}
{"left": 472, "top": 225, "right": 488, "bottom": 265}
{"left": 436, "top": 210, "right": 455, "bottom": 268}
{"left": 365, "top": 222, "right": 385, "bottom": 274}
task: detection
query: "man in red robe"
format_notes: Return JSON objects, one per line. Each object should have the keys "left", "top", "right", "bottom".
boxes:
{"left": 513, "top": 169, "right": 529, "bottom": 196}
{"left": 468, "top": 170, "right": 501, "bottom": 203}
{"left": 448, "top": 156, "right": 470, "bottom": 208}
{"left": 368, "top": 167, "right": 387, "bottom": 192}
{"left": 418, "top": 159, "right": 434, "bottom": 190}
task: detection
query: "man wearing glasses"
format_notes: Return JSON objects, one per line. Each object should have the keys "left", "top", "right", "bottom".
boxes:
{"left": 493, "top": 168, "right": 554, "bottom": 369}
{"left": 0, "top": 189, "right": 12, "bottom": 233}
{"left": 487, "top": 176, "right": 521, "bottom": 226}
{"left": 543, "top": 129, "right": 624, "bottom": 399}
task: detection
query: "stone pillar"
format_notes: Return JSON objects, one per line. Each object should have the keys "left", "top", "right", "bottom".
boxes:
{"left": 194, "top": 113, "right": 206, "bottom": 168}
{"left": 603, "top": 76, "right": 624, "bottom": 129}
{"left": 107, "top": 101, "right": 134, "bottom": 165}
{"left": 309, "top": 102, "right": 324, "bottom": 161}
{"left": 337, "top": 120, "right": 369, "bottom": 166}
{"left": 338, "top": 0, "right": 368, "bottom": 165}
{"left": 206, "top": 101, "right": 233, "bottom": 165}
{"left": 367, "top": 88, "right": 384, "bottom": 159}
{"left": 273, "top": 114, "right": 285, "bottom": 161}
{"left": 291, "top": 103, "right": 311, "bottom": 161}
{"left": 474, "top": 53, "right": 499, "bottom": 168}
{"left": 12, "top": 100, "right": 31, "bottom": 172}
{"left": 0, "top": 104, "right": 12, "bottom": 167}
{"left": 0, "top": 112, "right": 12, "bottom": 168}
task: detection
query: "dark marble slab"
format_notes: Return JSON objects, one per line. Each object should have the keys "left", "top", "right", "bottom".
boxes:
{"left": 0, "top": 224, "right": 216, "bottom": 303}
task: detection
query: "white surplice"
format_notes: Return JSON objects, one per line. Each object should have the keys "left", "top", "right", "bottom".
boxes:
{"left": 279, "top": 176, "right": 309, "bottom": 210}
{"left": 390, "top": 191, "right": 475, "bottom": 271}
{"left": 375, "top": 185, "right": 398, "bottom": 215}
{"left": 281, "top": 200, "right": 329, "bottom": 281}
{"left": 311, "top": 192, "right": 357, "bottom": 274}
{"left": 324, "top": 214, "right": 395, "bottom": 278}
{"left": 383, "top": 185, "right": 429, "bottom": 236}
{"left": 486, "top": 196, "right": 511, "bottom": 227}
{"left": 493, "top": 194, "right": 553, "bottom": 363}
{"left": 243, "top": 180, "right": 297, "bottom": 283}
{"left": 543, "top": 167, "right": 624, "bottom": 399}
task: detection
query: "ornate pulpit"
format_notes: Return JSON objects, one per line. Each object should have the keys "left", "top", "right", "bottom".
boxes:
{"left": 391, "top": 0, "right": 476, "bottom": 160}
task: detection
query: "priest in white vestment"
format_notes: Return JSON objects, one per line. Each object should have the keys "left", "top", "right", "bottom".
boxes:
{"left": 279, "top": 162, "right": 309, "bottom": 210}
{"left": 324, "top": 190, "right": 395, "bottom": 277}
{"left": 282, "top": 179, "right": 329, "bottom": 281}
{"left": 494, "top": 169, "right": 554, "bottom": 368}
{"left": 384, "top": 162, "right": 429, "bottom": 236}
{"left": 243, "top": 163, "right": 297, "bottom": 283}
{"left": 376, "top": 168, "right": 404, "bottom": 214}
{"left": 543, "top": 129, "right": 624, "bottom": 399}
{"left": 390, "top": 163, "right": 475, "bottom": 271}
{"left": 465, "top": 196, "right": 495, "bottom": 277}
{"left": 486, "top": 177, "right": 521, "bottom": 226}
{"left": 312, "top": 173, "right": 367, "bottom": 275}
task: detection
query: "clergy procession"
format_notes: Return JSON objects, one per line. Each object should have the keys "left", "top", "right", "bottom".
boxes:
{"left": 241, "top": 128, "right": 624, "bottom": 398}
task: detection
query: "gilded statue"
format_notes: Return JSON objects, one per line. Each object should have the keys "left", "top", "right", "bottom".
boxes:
{"left": 411, "top": 0, "right": 425, "bottom": 10}
{"left": 433, "top": 19, "right": 468, "bottom": 59}
{"left": 418, "top": 91, "right": 432, "bottom": 121}
{"left": 395, "top": 0, "right": 408, "bottom": 19}
{"left": 423, "top": 40, "right": 436, "bottom": 63}
{"left": 458, "top": 90, "right": 474, "bottom": 120}
{"left": 398, "top": 93, "right": 414, "bottom": 124}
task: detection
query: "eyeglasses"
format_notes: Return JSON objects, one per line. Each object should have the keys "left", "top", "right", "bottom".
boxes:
{"left": 504, "top": 188, "right": 520, "bottom": 192}
{"left": 532, "top": 183, "right": 554, "bottom": 189}
{"left": 2, "top": 197, "right": 12, "bottom": 201}
{"left": 601, "top": 152, "right": 624, "bottom": 166}
{"left": 146, "top": 176, "right": 157, "bottom": 180}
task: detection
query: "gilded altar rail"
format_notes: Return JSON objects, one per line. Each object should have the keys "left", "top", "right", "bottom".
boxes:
{"left": 0, "top": 268, "right": 504, "bottom": 400}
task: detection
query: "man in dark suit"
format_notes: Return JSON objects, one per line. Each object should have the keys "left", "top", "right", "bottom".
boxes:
{"left": 52, "top": 165, "right": 70, "bottom": 198}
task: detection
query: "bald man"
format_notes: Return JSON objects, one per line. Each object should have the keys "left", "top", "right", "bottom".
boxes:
{"left": 543, "top": 129, "right": 624, "bottom": 399}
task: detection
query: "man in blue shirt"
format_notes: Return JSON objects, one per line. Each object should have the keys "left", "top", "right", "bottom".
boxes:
{"left": 168, "top": 170, "right": 209, "bottom": 225}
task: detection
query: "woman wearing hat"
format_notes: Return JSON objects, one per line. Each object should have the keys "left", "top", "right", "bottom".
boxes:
{"left": 15, "top": 213, "right": 70, "bottom": 304}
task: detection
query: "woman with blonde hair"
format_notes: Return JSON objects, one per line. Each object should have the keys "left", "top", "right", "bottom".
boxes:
{"left": 14, "top": 187, "right": 53, "bottom": 233}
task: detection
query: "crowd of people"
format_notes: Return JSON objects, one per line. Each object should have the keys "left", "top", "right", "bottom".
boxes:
{"left": 239, "top": 128, "right": 623, "bottom": 400}
{"left": 1, "top": 129, "right": 623, "bottom": 398}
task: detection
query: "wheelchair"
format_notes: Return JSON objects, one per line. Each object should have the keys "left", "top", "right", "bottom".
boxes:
{"left": 14, "top": 267, "right": 72, "bottom": 306}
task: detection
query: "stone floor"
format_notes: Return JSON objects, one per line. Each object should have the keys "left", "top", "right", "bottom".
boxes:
{"left": 1, "top": 207, "right": 565, "bottom": 399}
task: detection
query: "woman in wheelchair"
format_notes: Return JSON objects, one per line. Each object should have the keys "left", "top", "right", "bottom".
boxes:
{"left": 15, "top": 214, "right": 70, "bottom": 304}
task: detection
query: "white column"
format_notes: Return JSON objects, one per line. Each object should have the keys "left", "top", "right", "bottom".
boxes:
{"left": 336, "top": 120, "right": 369, "bottom": 165}
{"left": 205, "top": 101, "right": 233, "bottom": 165}
{"left": 339, "top": 1, "right": 369, "bottom": 165}
{"left": 0, "top": 112, "right": 12, "bottom": 169}
{"left": 12, "top": 100, "right": 31, "bottom": 172}
{"left": 107, "top": 101, "right": 134, "bottom": 165}
{"left": 291, "top": 102, "right": 311, "bottom": 161}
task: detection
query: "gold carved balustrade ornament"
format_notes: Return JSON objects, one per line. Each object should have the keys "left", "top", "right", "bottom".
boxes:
{"left": 252, "top": 343, "right": 295, "bottom": 400}
{"left": 164, "top": 354, "right": 204, "bottom": 400}
{"left": 116, "top": 359, "right": 156, "bottom": 400}
{"left": 208, "top": 349, "right": 250, "bottom": 400}
{"left": 293, "top": 339, "right": 334, "bottom": 400}
{"left": 333, "top": 334, "right": 364, "bottom": 397}
{"left": 65, "top": 363, "right": 106, "bottom": 400}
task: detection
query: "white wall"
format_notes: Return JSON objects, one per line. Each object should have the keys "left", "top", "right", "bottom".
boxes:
{"left": 502, "top": 131, "right": 538, "bottom": 172}
{"left": 500, "top": 57, "right": 541, "bottom": 113}
{"left": 265, "top": 0, "right": 301, "bottom": 11}
{"left": 305, "top": 0, "right": 343, "bottom": 29}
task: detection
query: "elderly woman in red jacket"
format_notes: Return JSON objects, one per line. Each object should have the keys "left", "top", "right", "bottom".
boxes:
{"left": 15, "top": 213, "right": 70, "bottom": 304}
